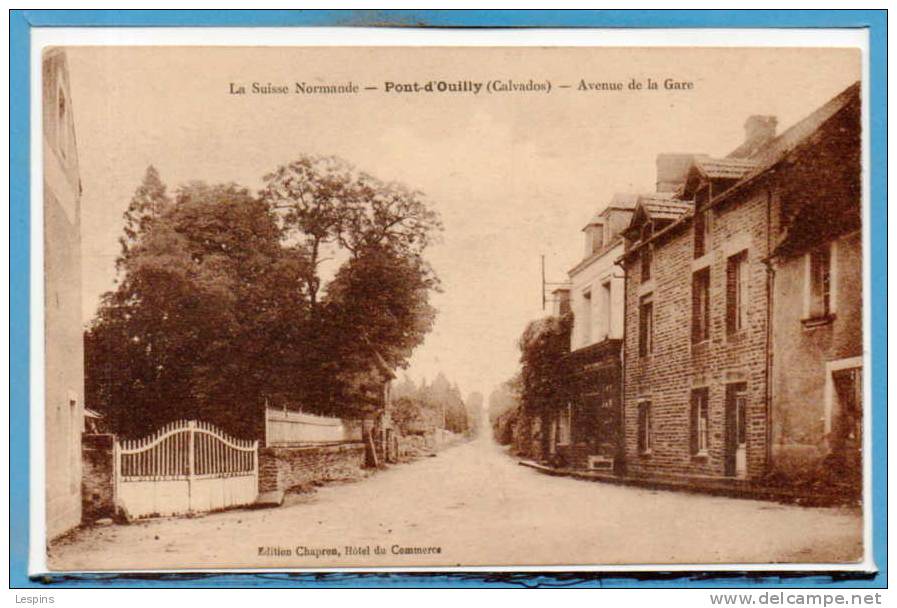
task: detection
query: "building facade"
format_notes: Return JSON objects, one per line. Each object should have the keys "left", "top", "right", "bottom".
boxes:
{"left": 620, "top": 83, "right": 861, "bottom": 485}
{"left": 548, "top": 195, "right": 634, "bottom": 470}
{"left": 766, "top": 85, "right": 862, "bottom": 489}
{"left": 43, "top": 48, "right": 85, "bottom": 538}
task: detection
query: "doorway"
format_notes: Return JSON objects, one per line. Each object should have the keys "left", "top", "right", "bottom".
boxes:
{"left": 725, "top": 383, "right": 748, "bottom": 478}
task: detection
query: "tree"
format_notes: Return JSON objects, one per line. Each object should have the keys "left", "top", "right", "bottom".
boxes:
{"left": 85, "top": 180, "right": 311, "bottom": 438}
{"left": 319, "top": 244, "right": 439, "bottom": 410}
{"left": 117, "top": 165, "right": 171, "bottom": 272}
{"left": 88, "top": 156, "right": 443, "bottom": 437}
{"left": 517, "top": 313, "right": 573, "bottom": 458}
{"left": 260, "top": 155, "right": 442, "bottom": 306}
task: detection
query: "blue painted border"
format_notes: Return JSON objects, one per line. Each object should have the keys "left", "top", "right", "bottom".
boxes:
{"left": 9, "top": 9, "right": 887, "bottom": 589}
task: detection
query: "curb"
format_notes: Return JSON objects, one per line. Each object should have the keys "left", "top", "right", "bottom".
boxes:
{"left": 518, "top": 460, "right": 858, "bottom": 508}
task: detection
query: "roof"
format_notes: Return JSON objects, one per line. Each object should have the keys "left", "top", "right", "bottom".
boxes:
{"left": 728, "top": 81, "right": 860, "bottom": 184}
{"left": 619, "top": 194, "right": 692, "bottom": 244}
{"left": 636, "top": 197, "right": 692, "bottom": 222}
{"left": 583, "top": 192, "right": 640, "bottom": 226}
{"left": 622, "top": 81, "right": 860, "bottom": 263}
{"left": 694, "top": 157, "right": 760, "bottom": 180}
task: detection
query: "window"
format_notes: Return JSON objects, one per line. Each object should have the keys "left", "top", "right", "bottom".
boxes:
{"left": 641, "top": 221, "right": 653, "bottom": 242}
{"left": 691, "top": 268, "right": 711, "bottom": 344}
{"left": 557, "top": 404, "right": 572, "bottom": 445}
{"left": 602, "top": 281, "right": 613, "bottom": 339}
{"left": 590, "top": 224, "right": 605, "bottom": 255}
{"left": 808, "top": 244, "right": 832, "bottom": 319}
{"left": 641, "top": 245, "right": 652, "bottom": 282}
{"left": 581, "top": 289, "right": 592, "bottom": 345}
{"left": 694, "top": 211, "right": 706, "bottom": 258}
{"left": 638, "top": 294, "right": 654, "bottom": 357}
{"left": 693, "top": 199, "right": 711, "bottom": 258}
{"left": 68, "top": 395, "right": 78, "bottom": 492}
{"left": 726, "top": 250, "right": 749, "bottom": 334}
{"left": 690, "top": 388, "right": 710, "bottom": 455}
{"left": 638, "top": 221, "right": 654, "bottom": 282}
{"left": 57, "top": 87, "right": 69, "bottom": 160}
{"left": 637, "top": 401, "right": 652, "bottom": 454}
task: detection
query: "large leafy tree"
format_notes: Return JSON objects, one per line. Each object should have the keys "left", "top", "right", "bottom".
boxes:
{"left": 86, "top": 177, "right": 312, "bottom": 438}
{"left": 317, "top": 244, "right": 439, "bottom": 413}
{"left": 87, "top": 158, "right": 442, "bottom": 437}
{"left": 260, "top": 155, "right": 442, "bottom": 306}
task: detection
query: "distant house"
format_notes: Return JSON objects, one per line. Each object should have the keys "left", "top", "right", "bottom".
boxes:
{"left": 619, "top": 83, "right": 861, "bottom": 487}
{"left": 43, "top": 48, "right": 85, "bottom": 539}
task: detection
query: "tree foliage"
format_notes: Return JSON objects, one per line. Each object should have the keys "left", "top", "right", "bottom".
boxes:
{"left": 117, "top": 165, "right": 170, "bottom": 271}
{"left": 260, "top": 155, "right": 442, "bottom": 305}
{"left": 86, "top": 160, "right": 442, "bottom": 439}
{"left": 518, "top": 313, "right": 573, "bottom": 415}
{"left": 389, "top": 373, "right": 472, "bottom": 435}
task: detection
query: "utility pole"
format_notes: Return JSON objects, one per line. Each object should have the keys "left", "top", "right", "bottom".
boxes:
{"left": 541, "top": 254, "right": 569, "bottom": 312}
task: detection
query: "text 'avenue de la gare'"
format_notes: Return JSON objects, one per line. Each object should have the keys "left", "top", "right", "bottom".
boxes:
{"left": 228, "top": 77, "right": 696, "bottom": 96}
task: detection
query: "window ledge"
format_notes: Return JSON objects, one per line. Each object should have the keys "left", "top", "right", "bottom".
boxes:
{"left": 692, "top": 254, "right": 712, "bottom": 271}
{"left": 639, "top": 449, "right": 653, "bottom": 457}
{"left": 801, "top": 314, "right": 836, "bottom": 329}
{"left": 726, "top": 329, "right": 746, "bottom": 342}
{"left": 691, "top": 340, "right": 710, "bottom": 354}
{"left": 691, "top": 452, "right": 709, "bottom": 462}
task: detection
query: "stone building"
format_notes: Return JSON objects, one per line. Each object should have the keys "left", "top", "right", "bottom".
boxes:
{"left": 43, "top": 48, "right": 85, "bottom": 538}
{"left": 619, "top": 82, "right": 861, "bottom": 485}
{"left": 766, "top": 84, "right": 862, "bottom": 489}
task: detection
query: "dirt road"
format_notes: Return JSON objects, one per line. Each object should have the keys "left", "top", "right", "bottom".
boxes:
{"left": 49, "top": 436, "right": 863, "bottom": 571}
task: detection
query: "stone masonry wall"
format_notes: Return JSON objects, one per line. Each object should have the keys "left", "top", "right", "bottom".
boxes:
{"left": 81, "top": 434, "right": 115, "bottom": 521}
{"left": 623, "top": 188, "right": 775, "bottom": 480}
{"left": 258, "top": 443, "right": 366, "bottom": 494}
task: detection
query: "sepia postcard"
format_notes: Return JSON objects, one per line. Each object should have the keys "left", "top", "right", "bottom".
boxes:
{"left": 38, "top": 42, "right": 869, "bottom": 574}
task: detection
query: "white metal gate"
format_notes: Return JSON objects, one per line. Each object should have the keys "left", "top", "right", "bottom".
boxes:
{"left": 114, "top": 420, "right": 258, "bottom": 519}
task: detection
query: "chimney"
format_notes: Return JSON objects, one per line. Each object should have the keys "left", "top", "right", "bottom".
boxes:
{"left": 744, "top": 115, "right": 778, "bottom": 148}
{"left": 551, "top": 287, "right": 571, "bottom": 317}
{"left": 655, "top": 153, "right": 698, "bottom": 193}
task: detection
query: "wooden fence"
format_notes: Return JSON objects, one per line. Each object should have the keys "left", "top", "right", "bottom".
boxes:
{"left": 264, "top": 407, "right": 362, "bottom": 447}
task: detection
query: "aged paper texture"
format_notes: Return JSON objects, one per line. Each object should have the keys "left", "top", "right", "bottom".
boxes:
{"left": 43, "top": 46, "right": 863, "bottom": 571}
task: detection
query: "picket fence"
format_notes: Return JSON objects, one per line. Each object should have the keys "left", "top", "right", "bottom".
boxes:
{"left": 115, "top": 420, "right": 258, "bottom": 519}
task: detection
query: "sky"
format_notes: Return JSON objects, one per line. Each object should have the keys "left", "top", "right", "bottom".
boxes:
{"left": 65, "top": 46, "right": 860, "bottom": 400}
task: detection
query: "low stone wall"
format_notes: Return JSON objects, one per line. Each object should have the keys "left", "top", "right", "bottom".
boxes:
{"left": 258, "top": 442, "right": 366, "bottom": 493}
{"left": 82, "top": 434, "right": 115, "bottom": 522}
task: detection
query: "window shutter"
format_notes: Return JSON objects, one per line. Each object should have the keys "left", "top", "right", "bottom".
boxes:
{"left": 726, "top": 257, "right": 737, "bottom": 334}
{"left": 638, "top": 308, "right": 645, "bottom": 357}
{"left": 638, "top": 404, "right": 647, "bottom": 452}
{"left": 689, "top": 392, "right": 699, "bottom": 455}
{"left": 691, "top": 274, "right": 700, "bottom": 343}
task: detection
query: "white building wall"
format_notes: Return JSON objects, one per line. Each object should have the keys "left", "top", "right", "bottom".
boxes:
{"left": 43, "top": 49, "right": 84, "bottom": 540}
{"left": 569, "top": 240, "right": 625, "bottom": 351}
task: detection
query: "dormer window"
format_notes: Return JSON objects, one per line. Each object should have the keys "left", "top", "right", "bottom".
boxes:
{"left": 694, "top": 185, "right": 711, "bottom": 258}
{"left": 640, "top": 221, "right": 654, "bottom": 243}
{"left": 586, "top": 223, "right": 605, "bottom": 256}
{"left": 638, "top": 221, "right": 654, "bottom": 282}
{"left": 641, "top": 244, "right": 652, "bottom": 282}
